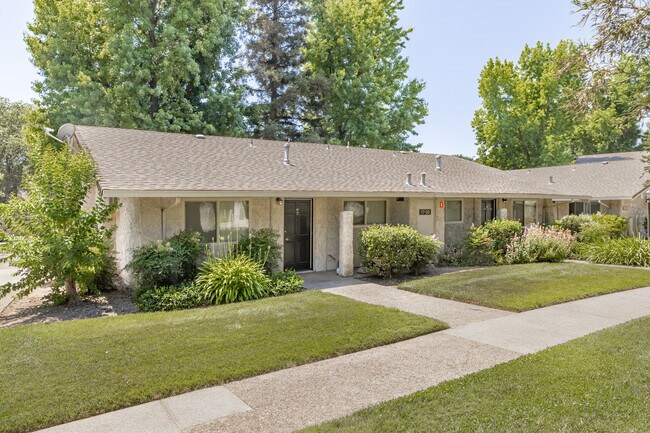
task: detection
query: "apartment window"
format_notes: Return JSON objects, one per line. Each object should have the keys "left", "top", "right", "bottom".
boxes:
{"left": 569, "top": 201, "right": 601, "bottom": 215}
{"left": 343, "top": 201, "right": 386, "bottom": 225}
{"left": 513, "top": 200, "right": 537, "bottom": 225}
{"left": 185, "top": 201, "right": 249, "bottom": 243}
{"left": 445, "top": 200, "right": 463, "bottom": 222}
{"left": 481, "top": 199, "right": 497, "bottom": 224}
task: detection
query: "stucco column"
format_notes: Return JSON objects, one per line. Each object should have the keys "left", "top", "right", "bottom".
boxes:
{"left": 339, "top": 211, "right": 354, "bottom": 277}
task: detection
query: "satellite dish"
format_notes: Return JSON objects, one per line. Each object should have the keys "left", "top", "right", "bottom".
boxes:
{"left": 57, "top": 124, "right": 76, "bottom": 142}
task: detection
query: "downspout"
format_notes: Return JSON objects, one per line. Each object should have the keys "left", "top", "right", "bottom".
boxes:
{"left": 161, "top": 198, "right": 181, "bottom": 239}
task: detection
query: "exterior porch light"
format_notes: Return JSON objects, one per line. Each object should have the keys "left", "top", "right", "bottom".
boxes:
{"left": 646, "top": 189, "right": 650, "bottom": 203}
{"left": 276, "top": 197, "right": 284, "bottom": 206}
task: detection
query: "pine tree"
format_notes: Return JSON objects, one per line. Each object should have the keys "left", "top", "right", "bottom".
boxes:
{"left": 244, "top": 0, "right": 310, "bottom": 140}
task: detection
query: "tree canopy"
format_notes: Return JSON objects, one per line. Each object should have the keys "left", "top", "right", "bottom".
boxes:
{"left": 0, "top": 99, "right": 30, "bottom": 201}
{"left": 473, "top": 41, "right": 645, "bottom": 169}
{"left": 26, "top": 0, "right": 247, "bottom": 136}
{"left": 304, "top": 0, "right": 427, "bottom": 150}
{"left": 244, "top": 0, "right": 310, "bottom": 140}
{"left": 0, "top": 147, "right": 117, "bottom": 304}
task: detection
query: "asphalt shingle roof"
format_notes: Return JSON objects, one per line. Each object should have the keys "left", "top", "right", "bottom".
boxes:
{"left": 75, "top": 126, "right": 644, "bottom": 199}
{"left": 511, "top": 152, "right": 648, "bottom": 200}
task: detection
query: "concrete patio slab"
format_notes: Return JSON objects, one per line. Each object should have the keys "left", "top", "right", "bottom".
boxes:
{"left": 323, "top": 281, "right": 512, "bottom": 327}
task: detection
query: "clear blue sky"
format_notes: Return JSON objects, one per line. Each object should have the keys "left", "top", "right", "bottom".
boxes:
{"left": 0, "top": 1, "right": 591, "bottom": 156}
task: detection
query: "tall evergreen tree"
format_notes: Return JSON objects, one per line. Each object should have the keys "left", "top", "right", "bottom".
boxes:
{"left": 245, "top": 0, "right": 310, "bottom": 140}
{"left": 26, "top": 0, "right": 246, "bottom": 135}
{"left": 304, "top": 0, "right": 427, "bottom": 150}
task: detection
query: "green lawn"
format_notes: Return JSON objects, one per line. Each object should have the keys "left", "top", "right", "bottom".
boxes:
{"left": 399, "top": 262, "right": 650, "bottom": 311}
{"left": 0, "top": 291, "right": 446, "bottom": 433}
{"left": 305, "top": 316, "right": 650, "bottom": 433}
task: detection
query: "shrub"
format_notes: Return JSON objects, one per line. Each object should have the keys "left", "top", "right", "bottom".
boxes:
{"left": 555, "top": 214, "right": 592, "bottom": 234}
{"left": 359, "top": 225, "right": 442, "bottom": 278}
{"left": 574, "top": 236, "right": 650, "bottom": 267}
{"left": 506, "top": 224, "right": 576, "bottom": 264}
{"left": 437, "top": 245, "right": 495, "bottom": 267}
{"left": 126, "top": 231, "right": 202, "bottom": 291}
{"left": 579, "top": 213, "right": 628, "bottom": 243}
{"left": 268, "top": 270, "right": 304, "bottom": 297}
{"left": 555, "top": 213, "right": 628, "bottom": 242}
{"left": 467, "top": 219, "right": 522, "bottom": 263}
{"left": 78, "top": 250, "right": 119, "bottom": 295}
{"left": 234, "top": 228, "right": 282, "bottom": 274}
{"left": 134, "top": 282, "right": 206, "bottom": 312}
{"left": 196, "top": 253, "right": 270, "bottom": 305}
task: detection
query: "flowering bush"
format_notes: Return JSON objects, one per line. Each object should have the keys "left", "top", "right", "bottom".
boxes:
{"left": 505, "top": 224, "right": 576, "bottom": 264}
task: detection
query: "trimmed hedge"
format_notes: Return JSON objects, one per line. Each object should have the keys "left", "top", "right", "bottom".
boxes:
{"left": 359, "top": 225, "right": 442, "bottom": 278}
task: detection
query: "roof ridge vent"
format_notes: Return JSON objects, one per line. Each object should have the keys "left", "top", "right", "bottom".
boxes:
{"left": 420, "top": 172, "right": 427, "bottom": 186}
{"left": 195, "top": 134, "right": 205, "bottom": 139}
{"left": 435, "top": 155, "right": 442, "bottom": 171}
{"left": 406, "top": 173, "right": 413, "bottom": 186}
{"left": 549, "top": 175, "right": 555, "bottom": 184}
{"left": 602, "top": 161, "right": 609, "bottom": 165}
{"left": 250, "top": 138, "right": 256, "bottom": 148}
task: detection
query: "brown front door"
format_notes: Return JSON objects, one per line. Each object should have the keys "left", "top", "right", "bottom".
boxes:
{"left": 284, "top": 200, "right": 312, "bottom": 270}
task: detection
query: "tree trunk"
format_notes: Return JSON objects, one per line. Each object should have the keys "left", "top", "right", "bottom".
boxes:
{"left": 64, "top": 276, "right": 82, "bottom": 306}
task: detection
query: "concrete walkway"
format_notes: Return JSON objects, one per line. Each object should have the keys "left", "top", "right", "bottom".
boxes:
{"left": 38, "top": 279, "right": 650, "bottom": 433}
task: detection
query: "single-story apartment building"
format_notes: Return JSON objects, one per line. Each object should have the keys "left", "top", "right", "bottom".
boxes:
{"left": 68, "top": 126, "right": 649, "bottom": 281}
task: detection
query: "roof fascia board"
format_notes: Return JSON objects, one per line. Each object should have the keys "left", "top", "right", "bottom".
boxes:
{"left": 101, "top": 188, "right": 590, "bottom": 200}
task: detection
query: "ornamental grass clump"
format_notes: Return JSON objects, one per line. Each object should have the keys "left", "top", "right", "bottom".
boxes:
{"left": 196, "top": 253, "right": 270, "bottom": 305}
{"left": 506, "top": 224, "right": 575, "bottom": 264}
{"left": 574, "top": 236, "right": 650, "bottom": 267}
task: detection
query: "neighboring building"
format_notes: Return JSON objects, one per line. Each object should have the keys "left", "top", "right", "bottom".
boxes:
{"left": 67, "top": 126, "right": 648, "bottom": 280}
{"left": 511, "top": 151, "right": 649, "bottom": 233}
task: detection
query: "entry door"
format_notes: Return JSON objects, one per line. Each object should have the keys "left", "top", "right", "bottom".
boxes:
{"left": 284, "top": 200, "right": 312, "bottom": 270}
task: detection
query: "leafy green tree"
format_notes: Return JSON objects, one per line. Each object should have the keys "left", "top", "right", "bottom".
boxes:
{"left": 304, "top": 0, "right": 427, "bottom": 150}
{"left": 0, "top": 148, "right": 117, "bottom": 305}
{"left": 244, "top": 0, "right": 310, "bottom": 140}
{"left": 26, "top": 0, "right": 246, "bottom": 135}
{"left": 473, "top": 41, "right": 644, "bottom": 169}
{"left": 0, "top": 99, "right": 30, "bottom": 201}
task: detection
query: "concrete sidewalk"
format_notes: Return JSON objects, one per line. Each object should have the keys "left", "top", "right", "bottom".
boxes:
{"left": 38, "top": 285, "right": 650, "bottom": 433}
